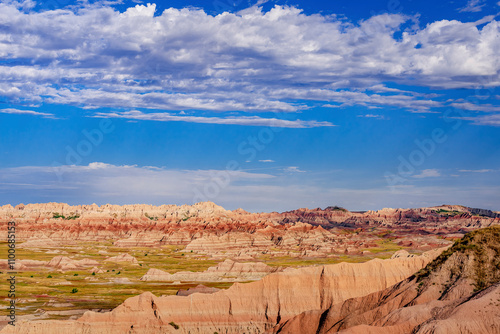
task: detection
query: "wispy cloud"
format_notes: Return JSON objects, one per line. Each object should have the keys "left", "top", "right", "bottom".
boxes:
{"left": 459, "top": 0, "right": 486, "bottom": 12}
{"left": 459, "top": 169, "right": 496, "bottom": 173}
{"left": 283, "top": 166, "right": 305, "bottom": 173}
{"left": 460, "top": 114, "right": 500, "bottom": 126}
{"left": 1, "top": 163, "right": 499, "bottom": 212}
{"left": 451, "top": 102, "right": 500, "bottom": 112}
{"left": 0, "top": 108, "right": 54, "bottom": 118}
{"left": 357, "top": 114, "right": 387, "bottom": 120}
{"left": 412, "top": 169, "right": 441, "bottom": 178}
{"left": 93, "top": 110, "right": 335, "bottom": 128}
{"left": 259, "top": 159, "right": 275, "bottom": 163}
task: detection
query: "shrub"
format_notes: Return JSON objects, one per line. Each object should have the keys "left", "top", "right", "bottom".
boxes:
{"left": 168, "top": 321, "right": 179, "bottom": 330}
{"left": 71, "top": 288, "right": 78, "bottom": 294}
{"left": 52, "top": 212, "right": 80, "bottom": 220}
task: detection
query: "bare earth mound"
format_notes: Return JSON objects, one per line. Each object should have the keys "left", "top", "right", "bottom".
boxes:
{"left": 140, "top": 259, "right": 281, "bottom": 282}
{"left": 0, "top": 249, "right": 443, "bottom": 334}
{"left": 274, "top": 226, "right": 500, "bottom": 334}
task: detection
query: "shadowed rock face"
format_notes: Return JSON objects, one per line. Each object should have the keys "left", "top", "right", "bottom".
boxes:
{"left": 0, "top": 248, "right": 444, "bottom": 334}
{"left": 274, "top": 226, "right": 500, "bottom": 334}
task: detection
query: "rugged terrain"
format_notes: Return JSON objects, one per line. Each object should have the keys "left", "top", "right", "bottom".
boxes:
{"left": 1, "top": 248, "right": 444, "bottom": 333}
{"left": 0, "top": 202, "right": 498, "bottom": 332}
{"left": 2, "top": 202, "right": 497, "bottom": 259}
{"left": 4, "top": 227, "right": 499, "bottom": 334}
{"left": 275, "top": 226, "right": 500, "bottom": 333}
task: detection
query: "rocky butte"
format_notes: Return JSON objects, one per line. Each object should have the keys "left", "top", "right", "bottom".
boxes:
{"left": 0, "top": 202, "right": 498, "bottom": 333}
{"left": 1, "top": 202, "right": 498, "bottom": 258}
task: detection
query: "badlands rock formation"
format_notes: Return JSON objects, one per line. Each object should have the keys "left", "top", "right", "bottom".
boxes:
{"left": 104, "top": 253, "right": 138, "bottom": 264}
{"left": 1, "top": 248, "right": 444, "bottom": 334}
{"left": 176, "top": 285, "right": 220, "bottom": 296}
{"left": 1, "top": 202, "right": 498, "bottom": 333}
{"left": 0, "top": 256, "right": 98, "bottom": 271}
{"left": 140, "top": 259, "right": 281, "bottom": 282}
{"left": 274, "top": 226, "right": 500, "bottom": 334}
{"left": 47, "top": 256, "right": 99, "bottom": 270}
{"left": 18, "top": 236, "right": 59, "bottom": 248}
{"left": 3, "top": 201, "right": 495, "bottom": 259}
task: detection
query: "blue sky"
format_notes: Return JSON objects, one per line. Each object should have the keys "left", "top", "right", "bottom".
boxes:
{"left": 1, "top": 0, "right": 500, "bottom": 212}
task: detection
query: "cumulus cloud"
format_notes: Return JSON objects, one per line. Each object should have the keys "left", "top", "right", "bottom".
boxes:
{"left": 93, "top": 110, "right": 335, "bottom": 128}
{"left": 412, "top": 169, "right": 441, "bottom": 178}
{"left": 0, "top": 2, "right": 499, "bottom": 120}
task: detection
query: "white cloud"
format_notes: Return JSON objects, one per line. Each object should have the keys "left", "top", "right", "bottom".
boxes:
{"left": 412, "top": 169, "right": 441, "bottom": 178}
{"left": 459, "top": 0, "right": 486, "bottom": 13}
{"left": 1, "top": 163, "right": 499, "bottom": 212}
{"left": 451, "top": 102, "right": 500, "bottom": 112}
{"left": 0, "top": 108, "right": 54, "bottom": 118}
{"left": 357, "top": 114, "right": 386, "bottom": 119}
{"left": 0, "top": 162, "right": 274, "bottom": 201}
{"left": 459, "top": 169, "right": 496, "bottom": 173}
{"left": 283, "top": 166, "right": 305, "bottom": 173}
{"left": 259, "top": 159, "right": 275, "bottom": 163}
{"left": 460, "top": 113, "right": 500, "bottom": 126}
{"left": 276, "top": 87, "right": 442, "bottom": 113}
{"left": 0, "top": 2, "right": 498, "bottom": 121}
{"left": 93, "top": 110, "right": 334, "bottom": 128}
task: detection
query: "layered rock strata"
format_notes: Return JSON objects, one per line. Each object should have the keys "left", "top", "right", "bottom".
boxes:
{"left": 1, "top": 248, "right": 444, "bottom": 334}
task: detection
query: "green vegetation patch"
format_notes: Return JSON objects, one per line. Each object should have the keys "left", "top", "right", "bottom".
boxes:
{"left": 52, "top": 212, "right": 81, "bottom": 220}
{"left": 435, "top": 209, "right": 464, "bottom": 216}
{"left": 415, "top": 226, "right": 500, "bottom": 291}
